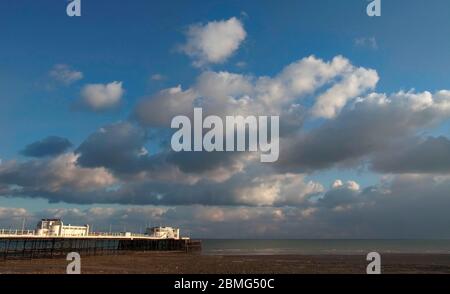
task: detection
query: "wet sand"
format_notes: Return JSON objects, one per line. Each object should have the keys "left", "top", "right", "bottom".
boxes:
{"left": 1, "top": 252, "right": 450, "bottom": 274}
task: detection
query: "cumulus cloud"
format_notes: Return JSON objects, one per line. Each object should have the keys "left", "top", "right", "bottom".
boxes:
{"left": 279, "top": 90, "right": 450, "bottom": 171}
{"left": 234, "top": 173, "right": 323, "bottom": 206}
{"left": 76, "top": 122, "right": 149, "bottom": 174}
{"left": 318, "top": 180, "right": 362, "bottom": 211}
{"left": 4, "top": 173, "right": 450, "bottom": 238}
{"left": 310, "top": 67, "right": 379, "bottom": 118}
{"left": 2, "top": 147, "right": 321, "bottom": 206}
{"left": 77, "top": 81, "right": 124, "bottom": 111}
{"left": 308, "top": 175, "right": 450, "bottom": 238}
{"left": 119, "top": 169, "right": 319, "bottom": 207}
{"left": 179, "top": 17, "right": 246, "bottom": 67}
{"left": 20, "top": 136, "right": 72, "bottom": 158}
{"left": 0, "top": 153, "right": 117, "bottom": 203}
{"left": 133, "top": 86, "right": 197, "bottom": 127}
{"left": 133, "top": 55, "right": 377, "bottom": 129}
{"left": 331, "top": 179, "right": 360, "bottom": 190}
{"left": 49, "top": 64, "right": 83, "bottom": 85}
{"left": 165, "top": 151, "right": 247, "bottom": 183}
{"left": 274, "top": 55, "right": 352, "bottom": 102}
{"left": 74, "top": 121, "right": 247, "bottom": 186}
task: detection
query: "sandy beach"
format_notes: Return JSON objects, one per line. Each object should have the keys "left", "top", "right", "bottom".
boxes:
{"left": 1, "top": 252, "right": 450, "bottom": 274}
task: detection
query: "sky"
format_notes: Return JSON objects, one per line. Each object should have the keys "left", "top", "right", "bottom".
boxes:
{"left": 0, "top": 0, "right": 450, "bottom": 238}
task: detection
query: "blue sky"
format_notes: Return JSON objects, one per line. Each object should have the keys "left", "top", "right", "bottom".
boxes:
{"left": 1, "top": 0, "right": 450, "bottom": 237}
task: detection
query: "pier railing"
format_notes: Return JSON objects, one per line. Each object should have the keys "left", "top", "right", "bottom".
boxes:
{"left": 0, "top": 230, "right": 156, "bottom": 238}
{"left": 0, "top": 229, "right": 36, "bottom": 236}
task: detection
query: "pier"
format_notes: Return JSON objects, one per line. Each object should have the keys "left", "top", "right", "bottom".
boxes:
{"left": 0, "top": 219, "right": 201, "bottom": 260}
{"left": 0, "top": 235, "right": 202, "bottom": 260}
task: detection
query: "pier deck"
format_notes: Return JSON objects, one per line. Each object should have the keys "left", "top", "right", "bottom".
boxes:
{"left": 0, "top": 236, "right": 202, "bottom": 260}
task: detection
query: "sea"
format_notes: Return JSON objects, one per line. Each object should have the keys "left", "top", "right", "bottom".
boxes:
{"left": 201, "top": 239, "right": 450, "bottom": 255}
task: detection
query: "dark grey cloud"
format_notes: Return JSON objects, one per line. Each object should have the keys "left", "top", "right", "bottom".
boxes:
{"left": 75, "top": 122, "right": 152, "bottom": 174}
{"left": 20, "top": 136, "right": 72, "bottom": 158}
{"left": 166, "top": 150, "right": 242, "bottom": 174}
{"left": 133, "top": 86, "right": 197, "bottom": 128}
{"left": 372, "top": 136, "right": 450, "bottom": 174}
{"left": 309, "top": 175, "right": 450, "bottom": 238}
{"left": 75, "top": 121, "right": 246, "bottom": 181}
{"left": 316, "top": 181, "right": 361, "bottom": 209}
{"left": 278, "top": 92, "right": 450, "bottom": 172}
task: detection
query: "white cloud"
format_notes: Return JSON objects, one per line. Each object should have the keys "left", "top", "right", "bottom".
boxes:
{"left": 79, "top": 81, "right": 124, "bottom": 111}
{"left": 134, "top": 55, "right": 379, "bottom": 128}
{"left": 234, "top": 173, "right": 324, "bottom": 206}
{"left": 0, "top": 153, "right": 117, "bottom": 196}
{"left": 311, "top": 67, "right": 379, "bottom": 118}
{"left": 354, "top": 37, "right": 378, "bottom": 50}
{"left": 45, "top": 153, "right": 117, "bottom": 191}
{"left": 195, "top": 71, "right": 257, "bottom": 116}
{"left": 332, "top": 180, "right": 344, "bottom": 189}
{"left": 180, "top": 17, "right": 246, "bottom": 67}
{"left": 347, "top": 180, "right": 361, "bottom": 192}
{"left": 150, "top": 74, "right": 165, "bottom": 81}
{"left": 235, "top": 61, "right": 247, "bottom": 68}
{"left": 196, "top": 71, "right": 253, "bottom": 100}
{"left": 49, "top": 64, "right": 83, "bottom": 85}
{"left": 275, "top": 55, "right": 351, "bottom": 99}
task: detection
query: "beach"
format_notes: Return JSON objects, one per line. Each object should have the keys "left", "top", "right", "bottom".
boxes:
{"left": 1, "top": 252, "right": 450, "bottom": 274}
